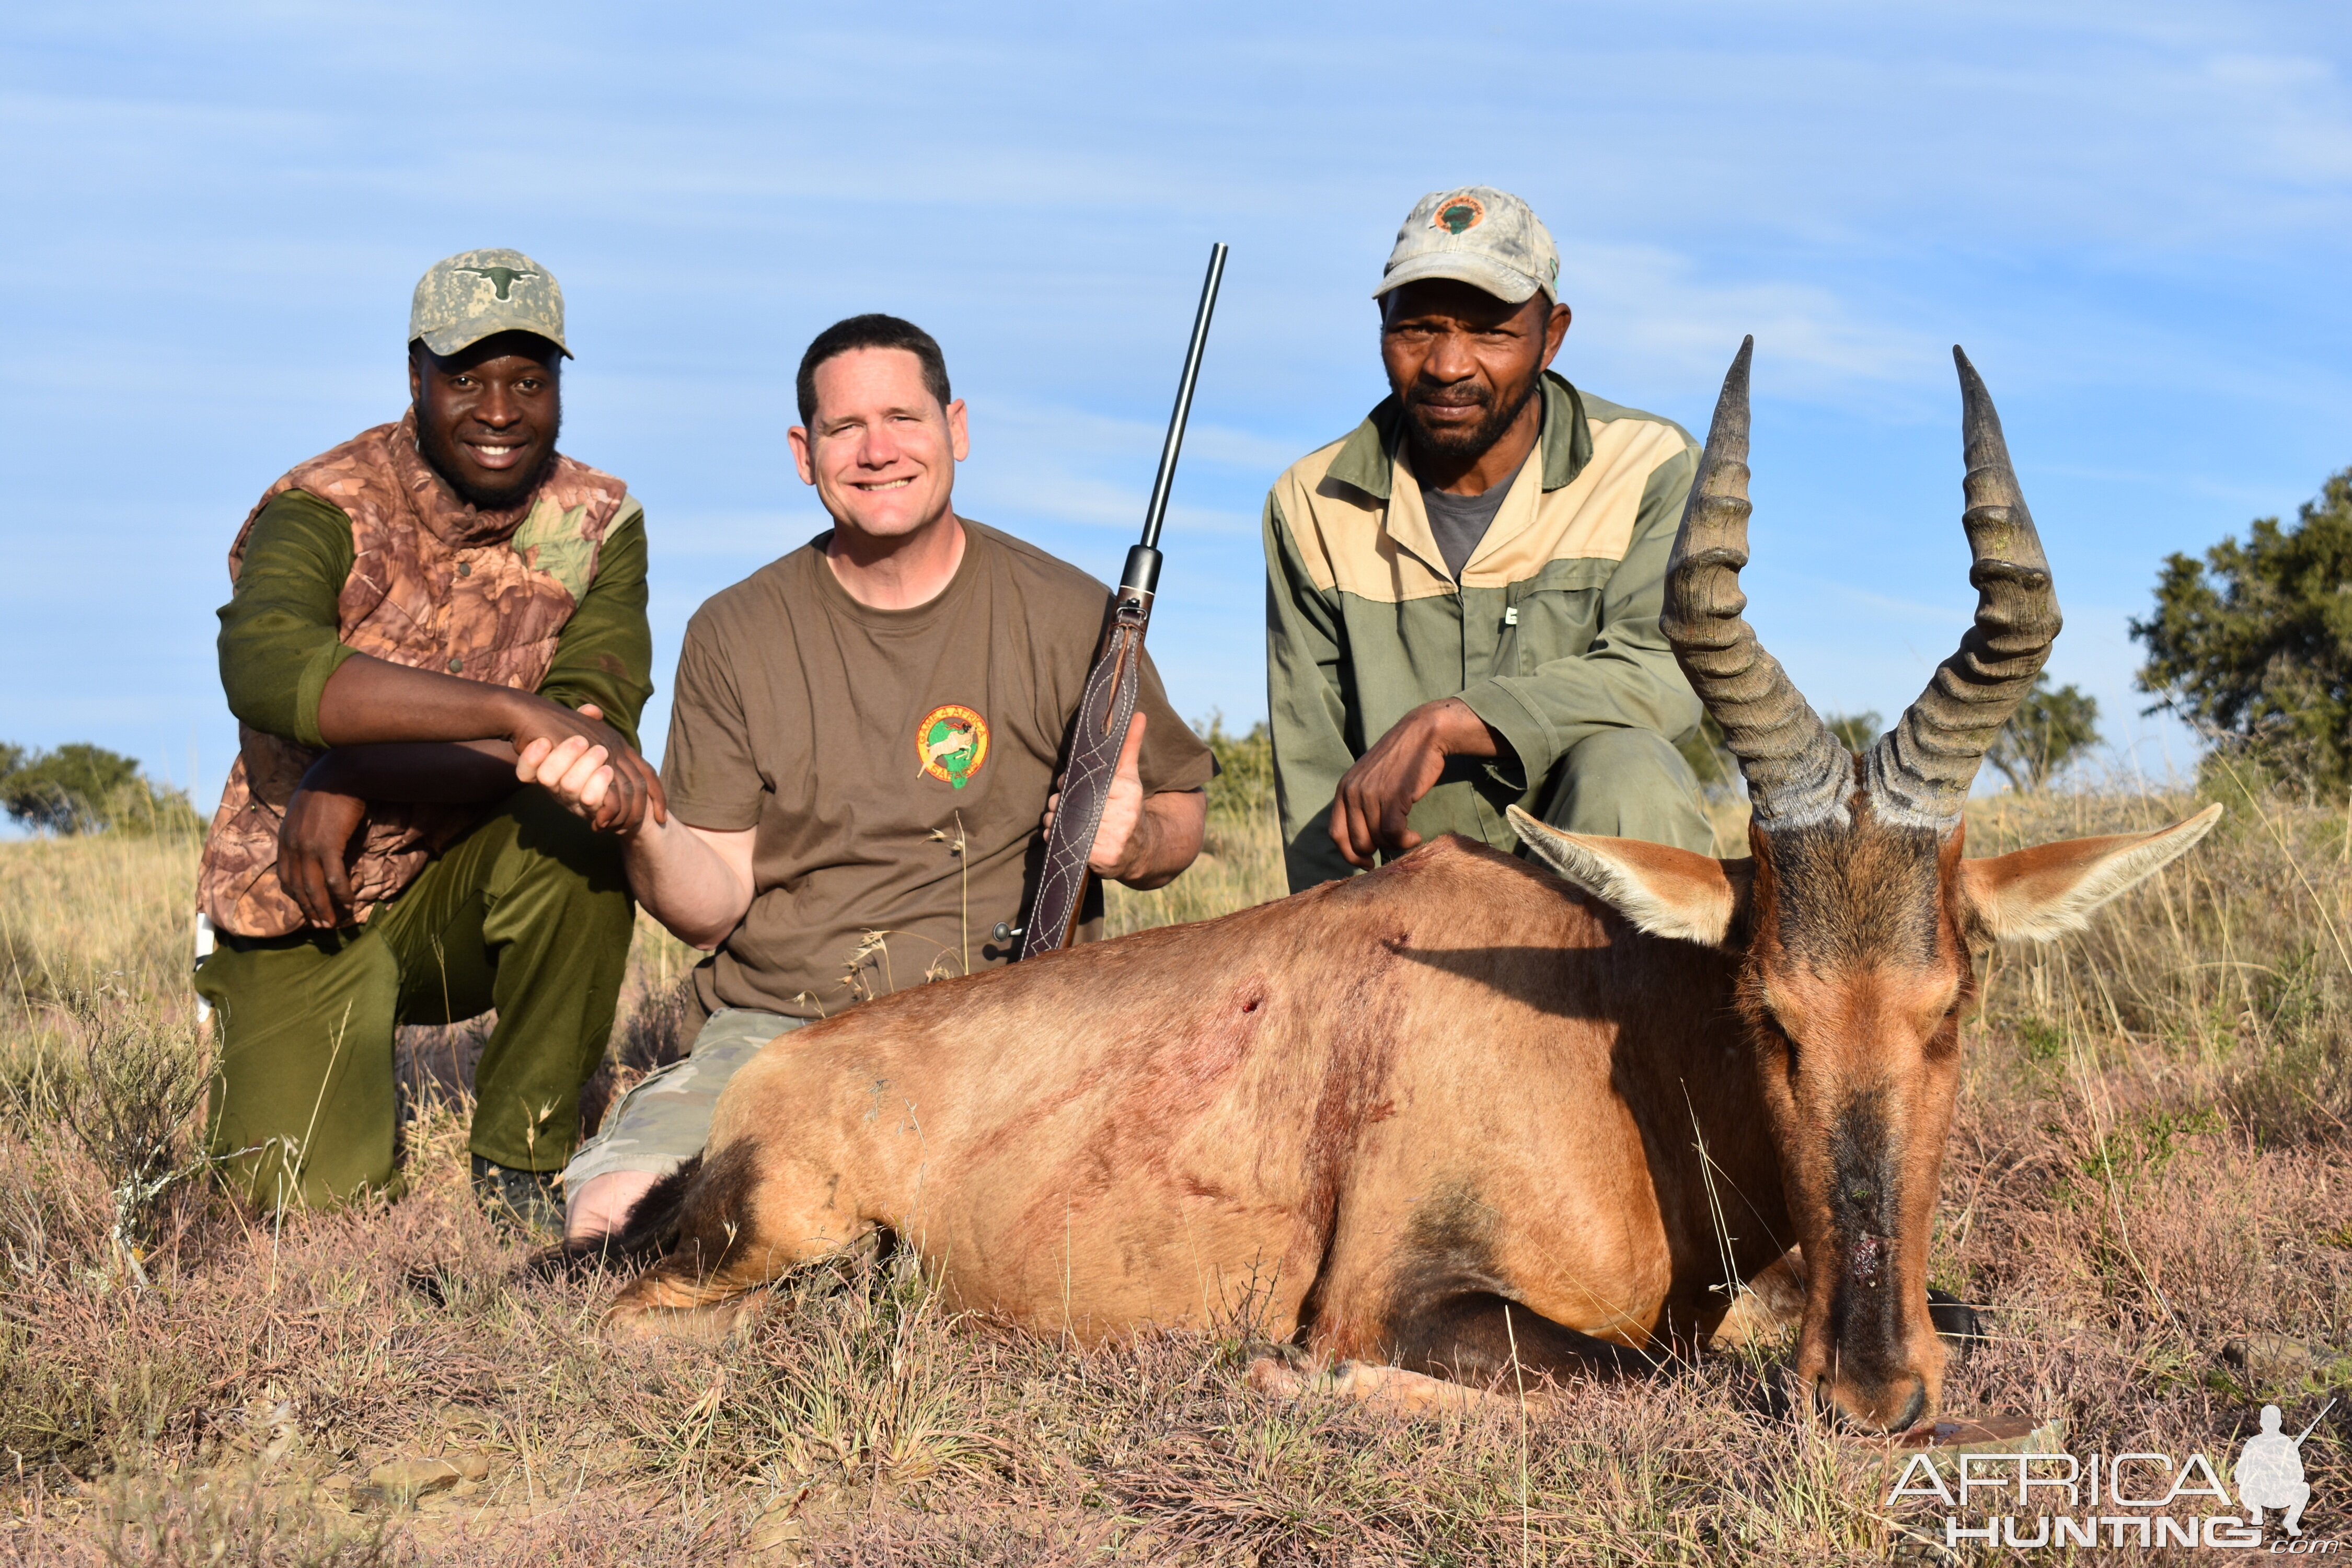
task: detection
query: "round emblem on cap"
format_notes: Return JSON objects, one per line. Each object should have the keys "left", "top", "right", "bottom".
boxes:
{"left": 1432, "top": 197, "right": 1486, "bottom": 236}
{"left": 916, "top": 704, "right": 990, "bottom": 790}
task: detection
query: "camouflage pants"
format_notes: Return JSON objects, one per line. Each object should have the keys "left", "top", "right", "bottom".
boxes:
{"left": 561, "top": 1008, "right": 805, "bottom": 1190}
{"left": 193, "top": 786, "right": 633, "bottom": 1210}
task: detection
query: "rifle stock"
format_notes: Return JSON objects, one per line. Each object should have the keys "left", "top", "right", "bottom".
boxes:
{"left": 1015, "top": 243, "right": 1227, "bottom": 959}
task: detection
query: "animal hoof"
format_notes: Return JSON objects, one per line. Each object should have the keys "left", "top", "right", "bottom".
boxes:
{"left": 1927, "top": 1288, "right": 1987, "bottom": 1353}
{"left": 1246, "top": 1355, "right": 1310, "bottom": 1399}
{"left": 598, "top": 1292, "right": 770, "bottom": 1346}
{"left": 598, "top": 1306, "right": 665, "bottom": 1344}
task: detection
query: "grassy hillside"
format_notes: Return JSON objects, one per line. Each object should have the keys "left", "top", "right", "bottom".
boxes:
{"left": 2, "top": 780, "right": 2347, "bottom": 1563}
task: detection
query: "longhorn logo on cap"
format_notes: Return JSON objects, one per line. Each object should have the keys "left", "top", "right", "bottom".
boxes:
{"left": 454, "top": 265, "right": 538, "bottom": 302}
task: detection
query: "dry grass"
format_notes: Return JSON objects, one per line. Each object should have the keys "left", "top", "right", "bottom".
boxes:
{"left": 3, "top": 778, "right": 2349, "bottom": 1564}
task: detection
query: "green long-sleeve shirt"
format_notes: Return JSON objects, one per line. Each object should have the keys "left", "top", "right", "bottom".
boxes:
{"left": 217, "top": 488, "right": 654, "bottom": 751}
{"left": 1263, "top": 372, "right": 1702, "bottom": 892}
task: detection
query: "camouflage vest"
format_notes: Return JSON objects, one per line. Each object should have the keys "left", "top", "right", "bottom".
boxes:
{"left": 198, "top": 411, "right": 633, "bottom": 938}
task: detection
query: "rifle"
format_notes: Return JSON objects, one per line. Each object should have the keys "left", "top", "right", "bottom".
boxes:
{"left": 1001, "top": 241, "right": 1229, "bottom": 959}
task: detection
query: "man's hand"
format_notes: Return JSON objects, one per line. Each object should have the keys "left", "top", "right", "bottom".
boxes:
{"left": 513, "top": 703, "right": 669, "bottom": 835}
{"left": 1039, "top": 712, "right": 1207, "bottom": 890}
{"left": 1328, "top": 697, "right": 1501, "bottom": 869}
{"left": 278, "top": 780, "right": 370, "bottom": 929}
{"left": 1044, "top": 711, "right": 1154, "bottom": 879}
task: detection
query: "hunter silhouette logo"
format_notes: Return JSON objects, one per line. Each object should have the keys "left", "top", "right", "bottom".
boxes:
{"left": 2238, "top": 1400, "right": 2329, "bottom": 1538}
{"left": 1887, "top": 1398, "right": 2337, "bottom": 1551}
{"left": 455, "top": 264, "right": 538, "bottom": 301}
{"left": 1433, "top": 197, "right": 1485, "bottom": 236}
{"left": 916, "top": 704, "right": 989, "bottom": 790}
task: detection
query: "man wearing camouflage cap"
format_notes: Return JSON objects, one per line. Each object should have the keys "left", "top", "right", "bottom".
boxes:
{"left": 1263, "top": 187, "right": 1713, "bottom": 892}
{"left": 193, "top": 248, "right": 658, "bottom": 1225}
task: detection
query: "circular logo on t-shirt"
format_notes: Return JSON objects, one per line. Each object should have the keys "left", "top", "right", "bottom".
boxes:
{"left": 916, "top": 704, "right": 990, "bottom": 790}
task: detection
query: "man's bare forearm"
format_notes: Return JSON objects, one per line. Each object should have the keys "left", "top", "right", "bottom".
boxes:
{"left": 319, "top": 651, "right": 666, "bottom": 834}
{"left": 1111, "top": 789, "right": 1207, "bottom": 891}
{"left": 301, "top": 740, "right": 521, "bottom": 804}
{"left": 315, "top": 653, "right": 531, "bottom": 746}
{"left": 622, "top": 814, "right": 754, "bottom": 949}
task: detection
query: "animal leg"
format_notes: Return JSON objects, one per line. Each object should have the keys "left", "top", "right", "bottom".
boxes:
{"left": 603, "top": 1141, "right": 868, "bottom": 1341}
{"left": 1246, "top": 1351, "right": 1532, "bottom": 1416}
{"left": 1705, "top": 1247, "right": 1809, "bottom": 1351}
{"left": 1385, "top": 1290, "right": 1660, "bottom": 1386}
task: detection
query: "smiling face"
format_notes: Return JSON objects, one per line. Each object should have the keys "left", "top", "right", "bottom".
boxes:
{"left": 1378, "top": 279, "right": 1570, "bottom": 464}
{"left": 408, "top": 330, "right": 563, "bottom": 510}
{"left": 788, "top": 347, "right": 969, "bottom": 546}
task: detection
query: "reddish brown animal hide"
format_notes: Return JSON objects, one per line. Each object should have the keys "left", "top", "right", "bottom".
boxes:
{"left": 603, "top": 341, "right": 2222, "bottom": 1433}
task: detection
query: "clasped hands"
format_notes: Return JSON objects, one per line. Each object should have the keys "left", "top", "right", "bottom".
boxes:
{"left": 276, "top": 695, "right": 665, "bottom": 930}
{"left": 511, "top": 700, "right": 668, "bottom": 834}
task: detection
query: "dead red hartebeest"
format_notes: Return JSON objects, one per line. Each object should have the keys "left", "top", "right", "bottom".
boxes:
{"left": 598, "top": 340, "right": 2216, "bottom": 1432}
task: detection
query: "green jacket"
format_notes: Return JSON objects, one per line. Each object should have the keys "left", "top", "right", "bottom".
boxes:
{"left": 1262, "top": 371, "right": 1702, "bottom": 892}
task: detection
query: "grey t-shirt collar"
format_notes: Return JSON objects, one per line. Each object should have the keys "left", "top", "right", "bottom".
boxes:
{"left": 1421, "top": 452, "right": 1529, "bottom": 581}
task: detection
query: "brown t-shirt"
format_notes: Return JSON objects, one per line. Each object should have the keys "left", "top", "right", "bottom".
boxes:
{"left": 664, "top": 519, "right": 1217, "bottom": 1021}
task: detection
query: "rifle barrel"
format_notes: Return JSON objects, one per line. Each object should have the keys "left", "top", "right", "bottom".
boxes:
{"left": 1138, "top": 243, "right": 1228, "bottom": 554}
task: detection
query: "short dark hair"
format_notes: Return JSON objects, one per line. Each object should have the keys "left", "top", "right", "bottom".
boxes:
{"left": 795, "top": 314, "right": 953, "bottom": 427}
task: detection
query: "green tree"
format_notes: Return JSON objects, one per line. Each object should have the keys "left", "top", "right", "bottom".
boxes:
{"left": 0, "top": 743, "right": 202, "bottom": 837}
{"left": 1985, "top": 674, "right": 2102, "bottom": 792}
{"left": 1826, "top": 710, "right": 1884, "bottom": 754}
{"left": 1192, "top": 712, "right": 1274, "bottom": 821}
{"left": 2132, "top": 467, "right": 2352, "bottom": 792}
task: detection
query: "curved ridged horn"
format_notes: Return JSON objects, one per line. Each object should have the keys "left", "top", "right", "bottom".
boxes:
{"left": 1864, "top": 347, "right": 2061, "bottom": 830}
{"left": 1663, "top": 338, "right": 1853, "bottom": 829}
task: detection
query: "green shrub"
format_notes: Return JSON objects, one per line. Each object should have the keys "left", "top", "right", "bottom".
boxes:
{"left": 0, "top": 742, "right": 203, "bottom": 838}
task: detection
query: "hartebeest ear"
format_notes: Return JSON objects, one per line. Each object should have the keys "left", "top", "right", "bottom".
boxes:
{"left": 1506, "top": 805, "right": 1750, "bottom": 948}
{"left": 1956, "top": 803, "right": 2222, "bottom": 944}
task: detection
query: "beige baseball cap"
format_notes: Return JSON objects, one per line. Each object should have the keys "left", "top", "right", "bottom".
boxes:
{"left": 1373, "top": 187, "right": 1561, "bottom": 306}
{"left": 408, "top": 248, "right": 571, "bottom": 358}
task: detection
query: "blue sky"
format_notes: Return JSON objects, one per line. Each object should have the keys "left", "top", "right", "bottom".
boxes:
{"left": 3, "top": 2, "right": 2348, "bottom": 817}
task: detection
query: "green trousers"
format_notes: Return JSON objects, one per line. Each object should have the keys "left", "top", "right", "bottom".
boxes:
{"left": 193, "top": 786, "right": 634, "bottom": 1210}
{"left": 1536, "top": 727, "right": 1714, "bottom": 854}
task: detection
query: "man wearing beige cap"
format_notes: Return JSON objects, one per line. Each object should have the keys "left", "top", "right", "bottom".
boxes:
{"left": 193, "top": 248, "right": 658, "bottom": 1226}
{"left": 1263, "top": 187, "right": 1712, "bottom": 891}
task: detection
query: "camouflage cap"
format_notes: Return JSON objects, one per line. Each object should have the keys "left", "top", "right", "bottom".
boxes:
{"left": 1373, "top": 187, "right": 1561, "bottom": 307}
{"left": 409, "top": 248, "right": 571, "bottom": 359}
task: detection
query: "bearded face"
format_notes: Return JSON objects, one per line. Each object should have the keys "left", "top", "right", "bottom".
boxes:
{"left": 1378, "top": 280, "right": 1562, "bottom": 471}
{"left": 1401, "top": 368, "right": 1543, "bottom": 460}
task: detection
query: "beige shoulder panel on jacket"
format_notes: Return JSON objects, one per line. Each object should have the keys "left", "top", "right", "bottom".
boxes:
{"left": 1466, "top": 416, "right": 1692, "bottom": 586}
{"left": 1272, "top": 414, "right": 1693, "bottom": 606}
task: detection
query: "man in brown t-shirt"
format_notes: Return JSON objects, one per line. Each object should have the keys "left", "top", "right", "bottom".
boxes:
{"left": 528, "top": 314, "right": 1215, "bottom": 1240}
